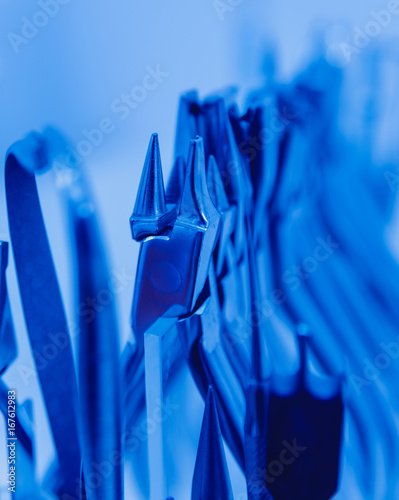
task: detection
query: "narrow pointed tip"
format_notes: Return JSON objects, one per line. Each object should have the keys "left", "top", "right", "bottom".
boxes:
{"left": 130, "top": 134, "right": 176, "bottom": 240}
{"left": 179, "top": 137, "right": 219, "bottom": 227}
{"left": 190, "top": 135, "right": 203, "bottom": 153}
{"left": 179, "top": 137, "right": 205, "bottom": 224}
{"left": 133, "top": 133, "right": 166, "bottom": 217}
{"left": 202, "top": 386, "right": 219, "bottom": 449}
{"left": 200, "top": 386, "right": 218, "bottom": 446}
{"left": 205, "top": 385, "right": 216, "bottom": 411}
{"left": 192, "top": 386, "right": 233, "bottom": 500}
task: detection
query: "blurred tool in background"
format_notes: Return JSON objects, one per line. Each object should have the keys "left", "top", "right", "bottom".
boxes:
{"left": 1, "top": 25, "right": 399, "bottom": 500}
